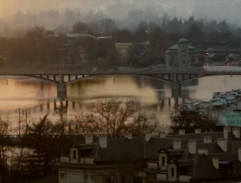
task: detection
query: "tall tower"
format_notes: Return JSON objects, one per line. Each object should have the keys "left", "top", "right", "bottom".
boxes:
{"left": 165, "top": 38, "right": 196, "bottom": 68}
{"left": 177, "top": 38, "right": 190, "bottom": 68}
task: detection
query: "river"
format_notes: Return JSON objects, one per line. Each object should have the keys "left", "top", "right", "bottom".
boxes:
{"left": 0, "top": 75, "right": 240, "bottom": 131}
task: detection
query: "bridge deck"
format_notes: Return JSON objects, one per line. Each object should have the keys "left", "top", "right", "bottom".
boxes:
{"left": 0, "top": 66, "right": 240, "bottom": 75}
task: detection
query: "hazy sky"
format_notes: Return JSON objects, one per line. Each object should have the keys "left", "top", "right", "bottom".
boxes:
{"left": 1, "top": 0, "right": 241, "bottom": 21}
{"left": 1, "top": 0, "right": 241, "bottom": 32}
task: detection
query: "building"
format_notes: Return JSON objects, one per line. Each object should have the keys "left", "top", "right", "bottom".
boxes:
{"left": 144, "top": 128, "right": 241, "bottom": 182}
{"left": 57, "top": 127, "right": 241, "bottom": 183}
{"left": 57, "top": 133, "right": 179, "bottom": 183}
{"left": 65, "top": 33, "right": 115, "bottom": 65}
{"left": 165, "top": 38, "right": 198, "bottom": 68}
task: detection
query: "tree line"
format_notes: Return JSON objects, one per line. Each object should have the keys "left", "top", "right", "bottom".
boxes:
{"left": 0, "top": 16, "right": 240, "bottom": 68}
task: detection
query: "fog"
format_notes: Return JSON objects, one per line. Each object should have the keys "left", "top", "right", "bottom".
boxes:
{"left": 1, "top": 0, "right": 241, "bottom": 34}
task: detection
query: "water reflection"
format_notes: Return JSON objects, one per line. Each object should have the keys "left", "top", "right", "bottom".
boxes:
{"left": 0, "top": 77, "right": 56, "bottom": 110}
{"left": 1, "top": 75, "right": 241, "bottom": 130}
{"left": 186, "top": 75, "right": 241, "bottom": 99}
{"left": 68, "top": 76, "right": 159, "bottom": 104}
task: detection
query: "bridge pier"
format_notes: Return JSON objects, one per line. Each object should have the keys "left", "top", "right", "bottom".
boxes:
{"left": 171, "top": 82, "right": 182, "bottom": 111}
{"left": 171, "top": 82, "right": 181, "bottom": 98}
{"left": 57, "top": 83, "right": 67, "bottom": 100}
{"left": 72, "top": 101, "right": 76, "bottom": 109}
{"left": 47, "top": 102, "right": 50, "bottom": 111}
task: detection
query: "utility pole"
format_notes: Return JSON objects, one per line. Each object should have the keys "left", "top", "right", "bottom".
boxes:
{"left": 17, "top": 107, "right": 21, "bottom": 135}
{"left": 16, "top": 107, "right": 30, "bottom": 135}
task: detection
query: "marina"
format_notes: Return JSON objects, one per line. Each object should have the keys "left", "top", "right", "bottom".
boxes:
{"left": 183, "top": 88, "right": 241, "bottom": 111}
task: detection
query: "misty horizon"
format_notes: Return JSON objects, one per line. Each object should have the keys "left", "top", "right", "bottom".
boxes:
{"left": 1, "top": 0, "right": 241, "bottom": 36}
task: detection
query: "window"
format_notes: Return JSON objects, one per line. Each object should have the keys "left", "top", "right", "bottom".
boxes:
{"left": 60, "top": 173, "right": 66, "bottom": 179}
{"left": 171, "top": 167, "right": 175, "bottom": 177}
{"left": 171, "top": 55, "right": 175, "bottom": 65}
{"left": 133, "top": 177, "right": 142, "bottom": 183}
{"left": 105, "top": 177, "right": 112, "bottom": 183}
{"left": 121, "top": 176, "right": 126, "bottom": 183}
{"left": 73, "top": 150, "right": 77, "bottom": 160}
{"left": 162, "top": 157, "right": 166, "bottom": 166}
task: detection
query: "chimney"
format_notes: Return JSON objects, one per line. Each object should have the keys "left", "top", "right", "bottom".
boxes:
{"left": 124, "top": 134, "right": 132, "bottom": 140}
{"left": 85, "top": 135, "right": 93, "bottom": 144}
{"left": 217, "top": 138, "right": 228, "bottom": 152}
{"left": 188, "top": 139, "right": 196, "bottom": 154}
{"left": 145, "top": 134, "right": 152, "bottom": 141}
{"left": 169, "top": 128, "right": 174, "bottom": 134}
{"left": 238, "top": 148, "right": 241, "bottom": 162}
{"left": 232, "top": 127, "right": 240, "bottom": 138}
{"left": 195, "top": 128, "right": 201, "bottom": 134}
{"left": 99, "top": 136, "right": 107, "bottom": 148}
{"left": 160, "top": 132, "right": 166, "bottom": 138}
{"left": 178, "top": 129, "right": 185, "bottom": 135}
{"left": 203, "top": 136, "right": 212, "bottom": 143}
{"left": 223, "top": 127, "right": 231, "bottom": 139}
{"left": 151, "top": 132, "right": 159, "bottom": 137}
{"left": 173, "top": 139, "right": 182, "bottom": 150}
{"left": 212, "top": 157, "right": 219, "bottom": 169}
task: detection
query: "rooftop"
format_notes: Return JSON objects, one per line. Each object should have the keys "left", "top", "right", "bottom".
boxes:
{"left": 178, "top": 38, "right": 189, "bottom": 43}
{"left": 167, "top": 43, "right": 195, "bottom": 50}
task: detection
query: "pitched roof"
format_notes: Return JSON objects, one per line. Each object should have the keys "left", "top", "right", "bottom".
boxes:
{"left": 95, "top": 137, "right": 145, "bottom": 163}
{"left": 197, "top": 143, "right": 223, "bottom": 154}
{"left": 178, "top": 38, "right": 189, "bottom": 43}
{"left": 193, "top": 153, "right": 240, "bottom": 180}
{"left": 95, "top": 137, "right": 184, "bottom": 162}
{"left": 218, "top": 112, "right": 241, "bottom": 127}
{"left": 167, "top": 132, "right": 223, "bottom": 140}
{"left": 168, "top": 44, "right": 195, "bottom": 50}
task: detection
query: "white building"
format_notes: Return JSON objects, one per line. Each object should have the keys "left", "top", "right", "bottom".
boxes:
{"left": 165, "top": 38, "right": 198, "bottom": 68}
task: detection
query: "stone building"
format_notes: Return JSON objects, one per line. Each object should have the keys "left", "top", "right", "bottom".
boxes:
{"left": 57, "top": 127, "right": 241, "bottom": 183}
{"left": 165, "top": 38, "right": 198, "bottom": 68}
{"left": 66, "top": 33, "right": 115, "bottom": 65}
{"left": 57, "top": 133, "right": 179, "bottom": 183}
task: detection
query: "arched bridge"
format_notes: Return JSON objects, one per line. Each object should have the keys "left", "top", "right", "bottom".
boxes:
{"left": 1, "top": 66, "right": 241, "bottom": 99}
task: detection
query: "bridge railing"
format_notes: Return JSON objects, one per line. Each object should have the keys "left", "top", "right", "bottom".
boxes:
{"left": 1, "top": 65, "right": 241, "bottom": 75}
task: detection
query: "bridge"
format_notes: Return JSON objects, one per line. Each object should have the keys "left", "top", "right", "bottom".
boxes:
{"left": 0, "top": 66, "right": 241, "bottom": 99}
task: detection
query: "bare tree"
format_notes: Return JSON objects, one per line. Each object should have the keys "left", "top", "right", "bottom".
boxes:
{"left": 4, "top": 113, "right": 73, "bottom": 182}
{"left": 171, "top": 110, "right": 218, "bottom": 133}
{"left": 24, "top": 114, "right": 72, "bottom": 177}
{"left": 0, "top": 116, "right": 10, "bottom": 183}
{"left": 75, "top": 99, "right": 157, "bottom": 136}
{"left": 9, "top": 108, "right": 30, "bottom": 181}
